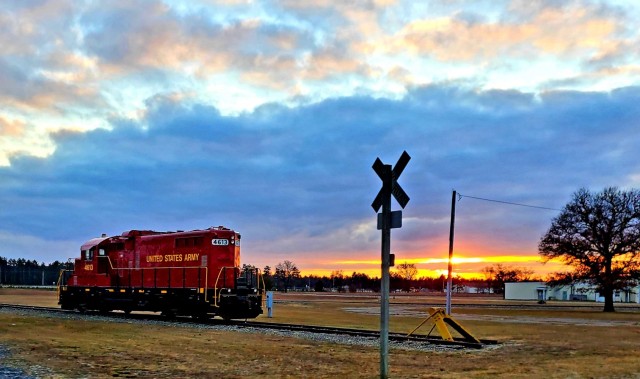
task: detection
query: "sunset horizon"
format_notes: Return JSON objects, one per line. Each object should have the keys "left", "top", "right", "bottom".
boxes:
{"left": 251, "top": 251, "right": 568, "bottom": 281}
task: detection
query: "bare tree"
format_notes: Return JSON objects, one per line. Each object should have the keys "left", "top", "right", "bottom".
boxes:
{"left": 395, "top": 262, "right": 418, "bottom": 291}
{"left": 482, "top": 264, "right": 534, "bottom": 294}
{"left": 262, "top": 265, "right": 273, "bottom": 290}
{"left": 275, "top": 260, "right": 300, "bottom": 292}
{"left": 395, "top": 262, "right": 418, "bottom": 281}
{"left": 330, "top": 269, "right": 344, "bottom": 291}
{"left": 539, "top": 187, "right": 640, "bottom": 312}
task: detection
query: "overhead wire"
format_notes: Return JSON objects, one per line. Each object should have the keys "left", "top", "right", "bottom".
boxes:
{"left": 457, "top": 193, "right": 562, "bottom": 212}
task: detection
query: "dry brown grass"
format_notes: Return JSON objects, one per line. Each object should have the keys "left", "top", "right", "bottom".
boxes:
{"left": 2, "top": 289, "right": 640, "bottom": 378}
{"left": 0, "top": 288, "right": 59, "bottom": 307}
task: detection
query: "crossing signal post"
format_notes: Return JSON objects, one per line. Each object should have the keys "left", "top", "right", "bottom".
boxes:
{"left": 371, "top": 151, "right": 410, "bottom": 379}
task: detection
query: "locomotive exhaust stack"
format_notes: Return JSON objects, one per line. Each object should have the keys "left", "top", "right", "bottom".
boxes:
{"left": 57, "top": 226, "right": 263, "bottom": 320}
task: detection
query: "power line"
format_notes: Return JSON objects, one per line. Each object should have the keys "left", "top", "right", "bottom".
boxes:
{"left": 458, "top": 193, "right": 562, "bottom": 212}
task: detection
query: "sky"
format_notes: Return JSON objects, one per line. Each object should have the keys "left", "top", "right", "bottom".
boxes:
{"left": 1, "top": 0, "right": 639, "bottom": 279}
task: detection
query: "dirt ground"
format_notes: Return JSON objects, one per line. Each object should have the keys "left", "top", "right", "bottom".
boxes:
{"left": 2, "top": 288, "right": 640, "bottom": 378}
{"left": 0, "top": 288, "right": 59, "bottom": 307}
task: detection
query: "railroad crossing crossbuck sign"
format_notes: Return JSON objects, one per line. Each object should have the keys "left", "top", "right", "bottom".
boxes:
{"left": 371, "top": 150, "right": 411, "bottom": 229}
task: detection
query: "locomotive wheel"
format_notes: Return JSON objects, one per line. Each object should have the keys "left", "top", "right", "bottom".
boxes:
{"left": 124, "top": 309, "right": 132, "bottom": 315}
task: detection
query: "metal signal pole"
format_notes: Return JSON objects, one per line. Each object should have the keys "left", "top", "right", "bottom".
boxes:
{"left": 379, "top": 164, "right": 392, "bottom": 378}
{"left": 371, "top": 151, "right": 410, "bottom": 379}
{"left": 446, "top": 190, "right": 456, "bottom": 315}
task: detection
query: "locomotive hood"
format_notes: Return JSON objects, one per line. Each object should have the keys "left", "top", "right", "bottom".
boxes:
{"left": 80, "top": 236, "right": 109, "bottom": 251}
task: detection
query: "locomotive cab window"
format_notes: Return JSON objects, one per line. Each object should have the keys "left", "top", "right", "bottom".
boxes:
{"left": 84, "top": 248, "right": 94, "bottom": 260}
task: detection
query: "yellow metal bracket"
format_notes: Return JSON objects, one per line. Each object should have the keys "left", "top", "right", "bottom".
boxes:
{"left": 56, "top": 269, "right": 66, "bottom": 298}
{"left": 407, "top": 307, "right": 481, "bottom": 344}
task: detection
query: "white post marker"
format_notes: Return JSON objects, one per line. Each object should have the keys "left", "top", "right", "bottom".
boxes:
{"left": 266, "top": 291, "right": 274, "bottom": 318}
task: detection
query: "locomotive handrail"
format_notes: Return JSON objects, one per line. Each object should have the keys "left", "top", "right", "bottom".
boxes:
{"left": 94, "top": 255, "right": 116, "bottom": 273}
{"left": 100, "top": 256, "right": 204, "bottom": 276}
{"left": 259, "top": 269, "right": 266, "bottom": 306}
{"left": 65, "top": 256, "right": 211, "bottom": 295}
{"left": 250, "top": 268, "right": 266, "bottom": 308}
{"left": 204, "top": 266, "right": 208, "bottom": 302}
{"left": 103, "top": 255, "right": 115, "bottom": 270}
{"left": 56, "top": 269, "right": 67, "bottom": 298}
{"left": 65, "top": 258, "right": 75, "bottom": 272}
{"left": 213, "top": 266, "right": 238, "bottom": 307}
{"left": 97, "top": 255, "right": 209, "bottom": 298}
{"left": 251, "top": 267, "right": 266, "bottom": 304}
{"left": 56, "top": 258, "right": 75, "bottom": 297}
{"left": 213, "top": 266, "right": 265, "bottom": 308}
{"left": 259, "top": 268, "right": 265, "bottom": 292}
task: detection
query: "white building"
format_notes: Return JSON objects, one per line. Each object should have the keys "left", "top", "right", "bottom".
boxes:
{"left": 504, "top": 282, "right": 549, "bottom": 301}
{"left": 504, "top": 281, "right": 640, "bottom": 303}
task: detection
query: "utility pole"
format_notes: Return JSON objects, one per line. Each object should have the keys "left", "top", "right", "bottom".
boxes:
{"left": 446, "top": 190, "right": 456, "bottom": 315}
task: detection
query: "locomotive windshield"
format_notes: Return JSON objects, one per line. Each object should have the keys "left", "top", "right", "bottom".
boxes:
{"left": 83, "top": 248, "right": 94, "bottom": 260}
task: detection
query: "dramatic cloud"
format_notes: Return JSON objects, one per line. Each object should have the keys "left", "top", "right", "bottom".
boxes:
{"left": 1, "top": 0, "right": 639, "bottom": 276}
{"left": 383, "top": 7, "right": 618, "bottom": 60}
{"left": 1, "top": 85, "right": 639, "bottom": 276}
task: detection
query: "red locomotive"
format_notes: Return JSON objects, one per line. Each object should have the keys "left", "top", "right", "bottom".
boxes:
{"left": 58, "top": 226, "right": 263, "bottom": 320}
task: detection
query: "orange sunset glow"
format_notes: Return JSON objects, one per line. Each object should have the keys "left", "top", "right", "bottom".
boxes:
{"left": 297, "top": 254, "right": 567, "bottom": 279}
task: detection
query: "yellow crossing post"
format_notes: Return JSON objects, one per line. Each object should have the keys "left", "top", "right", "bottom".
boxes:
{"left": 407, "top": 307, "right": 481, "bottom": 344}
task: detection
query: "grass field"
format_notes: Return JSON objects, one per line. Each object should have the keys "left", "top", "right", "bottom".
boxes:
{"left": 1, "top": 288, "right": 640, "bottom": 378}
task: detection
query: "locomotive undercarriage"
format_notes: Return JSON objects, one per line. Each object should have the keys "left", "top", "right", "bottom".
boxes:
{"left": 59, "top": 286, "right": 263, "bottom": 320}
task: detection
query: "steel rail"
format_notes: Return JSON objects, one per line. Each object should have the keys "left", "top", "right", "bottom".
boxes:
{"left": 232, "top": 320, "right": 497, "bottom": 348}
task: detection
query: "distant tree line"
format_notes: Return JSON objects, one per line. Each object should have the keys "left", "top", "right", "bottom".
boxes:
{"left": 0, "top": 257, "right": 70, "bottom": 286}
{"left": 2, "top": 254, "right": 538, "bottom": 293}
{"left": 249, "top": 260, "right": 538, "bottom": 295}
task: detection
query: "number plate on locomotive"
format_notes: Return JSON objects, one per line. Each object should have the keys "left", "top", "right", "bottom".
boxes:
{"left": 211, "top": 239, "right": 229, "bottom": 246}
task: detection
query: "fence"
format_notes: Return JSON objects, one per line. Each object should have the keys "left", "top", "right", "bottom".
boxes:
{"left": 0, "top": 266, "right": 61, "bottom": 286}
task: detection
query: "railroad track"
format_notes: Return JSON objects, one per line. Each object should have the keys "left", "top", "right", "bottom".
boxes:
{"left": 0, "top": 303, "right": 71, "bottom": 314}
{"left": 233, "top": 320, "right": 497, "bottom": 349}
{"left": 0, "top": 303, "right": 496, "bottom": 349}
{"left": 274, "top": 299, "right": 640, "bottom": 311}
